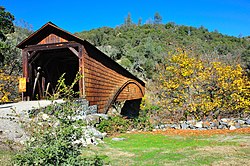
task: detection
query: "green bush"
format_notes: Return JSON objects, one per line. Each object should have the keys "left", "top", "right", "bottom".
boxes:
{"left": 97, "top": 111, "right": 153, "bottom": 136}
{"left": 13, "top": 101, "right": 105, "bottom": 166}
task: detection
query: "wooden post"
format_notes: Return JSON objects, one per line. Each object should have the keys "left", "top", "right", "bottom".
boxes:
{"left": 22, "top": 49, "right": 28, "bottom": 100}
{"left": 79, "top": 45, "right": 86, "bottom": 98}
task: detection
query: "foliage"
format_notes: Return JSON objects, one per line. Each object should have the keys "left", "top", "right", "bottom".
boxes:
{"left": 0, "top": 6, "right": 14, "bottom": 63}
{"left": 154, "top": 12, "right": 162, "bottom": 24}
{"left": 0, "top": 12, "right": 32, "bottom": 102}
{"left": 97, "top": 116, "right": 130, "bottom": 135}
{"left": 97, "top": 112, "right": 153, "bottom": 135}
{"left": 47, "top": 72, "right": 83, "bottom": 100}
{"left": 159, "top": 50, "right": 250, "bottom": 120}
{"left": 13, "top": 101, "right": 105, "bottom": 166}
{"left": 0, "top": 69, "right": 19, "bottom": 102}
{"left": 75, "top": 14, "right": 250, "bottom": 80}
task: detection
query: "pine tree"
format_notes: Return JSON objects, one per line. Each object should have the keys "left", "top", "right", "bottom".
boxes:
{"left": 154, "top": 12, "right": 162, "bottom": 24}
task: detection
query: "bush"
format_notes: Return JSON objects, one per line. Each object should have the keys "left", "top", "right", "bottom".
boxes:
{"left": 97, "top": 111, "right": 153, "bottom": 136}
{"left": 13, "top": 101, "right": 105, "bottom": 166}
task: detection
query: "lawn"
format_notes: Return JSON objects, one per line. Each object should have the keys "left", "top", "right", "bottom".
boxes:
{"left": 90, "top": 129, "right": 250, "bottom": 166}
{"left": 1, "top": 129, "right": 250, "bottom": 166}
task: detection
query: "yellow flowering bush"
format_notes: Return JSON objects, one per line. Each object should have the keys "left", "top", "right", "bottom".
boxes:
{"left": 0, "top": 68, "right": 19, "bottom": 102}
{"left": 159, "top": 50, "right": 250, "bottom": 119}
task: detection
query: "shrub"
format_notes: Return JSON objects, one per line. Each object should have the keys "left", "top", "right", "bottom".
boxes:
{"left": 13, "top": 101, "right": 105, "bottom": 165}
{"left": 0, "top": 68, "right": 20, "bottom": 102}
{"left": 97, "top": 111, "right": 153, "bottom": 136}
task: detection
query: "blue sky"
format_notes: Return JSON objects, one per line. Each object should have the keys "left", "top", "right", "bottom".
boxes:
{"left": 2, "top": 0, "right": 250, "bottom": 37}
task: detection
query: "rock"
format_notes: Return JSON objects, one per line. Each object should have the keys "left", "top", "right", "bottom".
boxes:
{"left": 42, "top": 113, "right": 49, "bottom": 120}
{"left": 86, "top": 126, "right": 104, "bottom": 139}
{"left": 180, "top": 123, "right": 187, "bottom": 129}
{"left": 95, "top": 113, "right": 108, "bottom": 120}
{"left": 86, "top": 114, "right": 100, "bottom": 124}
{"left": 194, "top": 121, "right": 203, "bottom": 128}
{"left": 154, "top": 125, "right": 159, "bottom": 129}
{"left": 221, "top": 118, "right": 229, "bottom": 123}
{"left": 164, "top": 124, "right": 171, "bottom": 129}
{"left": 242, "top": 124, "right": 250, "bottom": 128}
{"left": 15, "top": 132, "right": 23, "bottom": 138}
{"left": 160, "top": 124, "right": 165, "bottom": 129}
{"left": 171, "top": 124, "right": 180, "bottom": 129}
{"left": 218, "top": 125, "right": 224, "bottom": 129}
{"left": 229, "top": 126, "right": 237, "bottom": 130}
{"left": 86, "top": 105, "right": 98, "bottom": 115}
{"left": 86, "top": 137, "right": 93, "bottom": 145}
{"left": 237, "top": 120, "right": 245, "bottom": 125}
{"left": 188, "top": 124, "right": 195, "bottom": 129}
{"left": 203, "top": 121, "right": 210, "bottom": 128}
{"left": 235, "top": 123, "right": 241, "bottom": 129}
{"left": 112, "top": 137, "right": 126, "bottom": 141}
{"left": 210, "top": 122, "right": 218, "bottom": 128}
{"left": 228, "top": 121, "right": 235, "bottom": 127}
{"left": 246, "top": 119, "right": 250, "bottom": 125}
{"left": 187, "top": 120, "right": 196, "bottom": 126}
{"left": 219, "top": 121, "right": 228, "bottom": 128}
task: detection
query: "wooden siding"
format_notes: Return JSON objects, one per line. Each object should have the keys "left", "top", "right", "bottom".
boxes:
{"left": 83, "top": 45, "right": 144, "bottom": 113}
{"left": 39, "top": 34, "right": 68, "bottom": 45}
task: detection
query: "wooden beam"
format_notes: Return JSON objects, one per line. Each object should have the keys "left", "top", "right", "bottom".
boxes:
{"left": 25, "top": 41, "right": 80, "bottom": 51}
{"left": 79, "top": 45, "right": 85, "bottom": 98}
{"left": 28, "top": 52, "right": 41, "bottom": 64}
{"left": 68, "top": 47, "right": 79, "bottom": 57}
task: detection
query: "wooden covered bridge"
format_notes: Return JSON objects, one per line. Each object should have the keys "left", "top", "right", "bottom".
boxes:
{"left": 17, "top": 22, "right": 145, "bottom": 114}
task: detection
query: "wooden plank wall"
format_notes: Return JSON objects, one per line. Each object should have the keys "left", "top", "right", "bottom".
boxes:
{"left": 39, "top": 34, "right": 68, "bottom": 44}
{"left": 83, "top": 45, "right": 144, "bottom": 113}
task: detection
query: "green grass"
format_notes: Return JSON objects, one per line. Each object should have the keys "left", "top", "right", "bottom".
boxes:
{"left": 1, "top": 133, "right": 250, "bottom": 166}
{"left": 97, "top": 133, "right": 250, "bottom": 166}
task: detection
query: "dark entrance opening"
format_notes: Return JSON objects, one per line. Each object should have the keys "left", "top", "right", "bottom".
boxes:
{"left": 121, "top": 99, "right": 142, "bottom": 118}
{"left": 29, "top": 48, "right": 79, "bottom": 99}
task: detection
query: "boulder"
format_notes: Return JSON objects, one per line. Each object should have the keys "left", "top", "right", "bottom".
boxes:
{"left": 229, "top": 126, "right": 237, "bottom": 130}
{"left": 194, "top": 121, "right": 203, "bottom": 128}
{"left": 180, "top": 123, "right": 187, "bottom": 129}
{"left": 112, "top": 137, "right": 126, "bottom": 141}
{"left": 221, "top": 118, "right": 229, "bottom": 123}
{"left": 237, "top": 119, "right": 245, "bottom": 125}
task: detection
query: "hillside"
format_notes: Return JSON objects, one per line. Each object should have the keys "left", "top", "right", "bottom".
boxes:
{"left": 75, "top": 23, "right": 250, "bottom": 80}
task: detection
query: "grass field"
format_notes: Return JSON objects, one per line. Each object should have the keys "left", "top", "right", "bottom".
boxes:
{"left": 89, "top": 129, "right": 250, "bottom": 166}
{"left": 1, "top": 129, "right": 250, "bottom": 166}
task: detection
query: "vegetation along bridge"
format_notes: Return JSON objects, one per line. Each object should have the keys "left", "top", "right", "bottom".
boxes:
{"left": 17, "top": 22, "right": 145, "bottom": 115}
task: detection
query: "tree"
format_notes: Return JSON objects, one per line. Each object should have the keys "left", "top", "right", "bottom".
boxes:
{"left": 0, "top": 6, "right": 14, "bottom": 40}
{"left": 0, "top": 6, "right": 15, "bottom": 63}
{"left": 159, "top": 50, "right": 250, "bottom": 119}
{"left": 124, "top": 13, "right": 133, "bottom": 27}
{"left": 138, "top": 17, "right": 142, "bottom": 26}
{"left": 154, "top": 12, "right": 162, "bottom": 24}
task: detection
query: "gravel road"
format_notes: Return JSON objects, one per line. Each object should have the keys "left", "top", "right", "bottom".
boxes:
{"left": 0, "top": 100, "right": 64, "bottom": 143}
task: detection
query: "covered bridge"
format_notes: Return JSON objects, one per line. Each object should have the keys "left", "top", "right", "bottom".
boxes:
{"left": 17, "top": 22, "right": 145, "bottom": 114}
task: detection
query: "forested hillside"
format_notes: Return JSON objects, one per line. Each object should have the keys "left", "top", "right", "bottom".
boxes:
{"left": 75, "top": 15, "right": 250, "bottom": 80}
